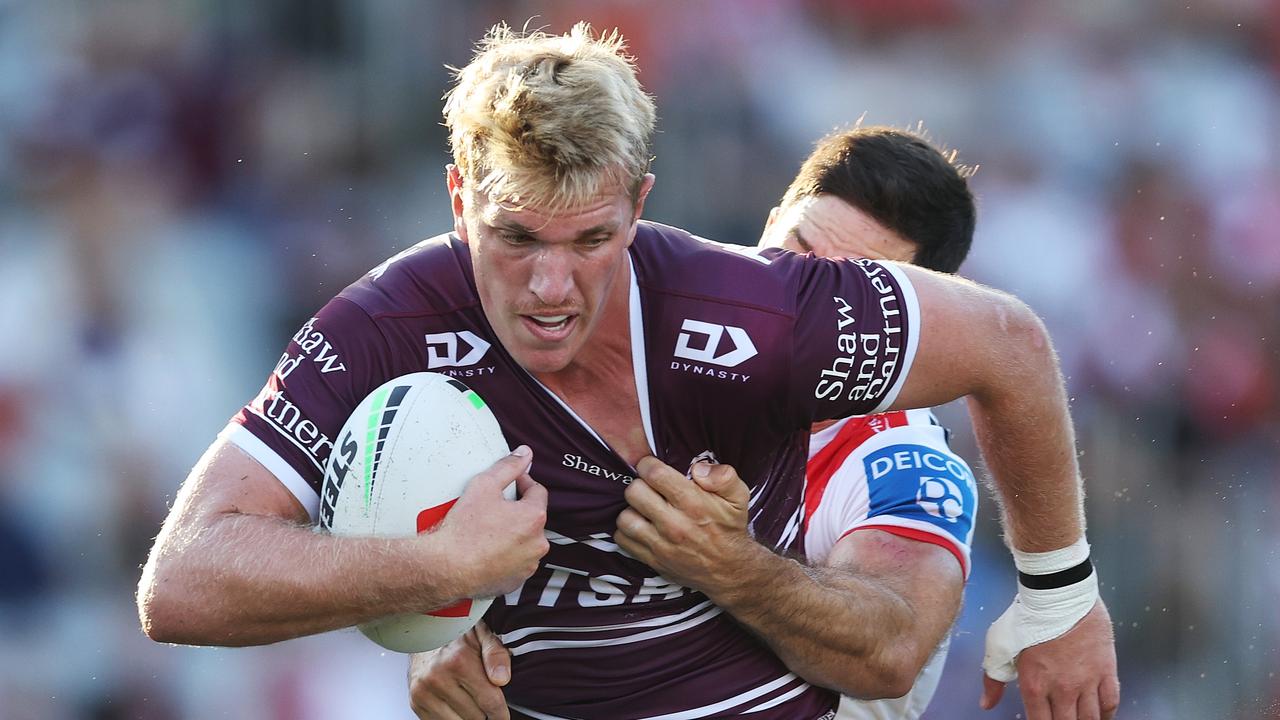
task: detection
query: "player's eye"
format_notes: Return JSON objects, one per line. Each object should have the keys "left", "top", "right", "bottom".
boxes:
{"left": 499, "top": 232, "right": 535, "bottom": 247}
{"left": 577, "top": 236, "right": 609, "bottom": 249}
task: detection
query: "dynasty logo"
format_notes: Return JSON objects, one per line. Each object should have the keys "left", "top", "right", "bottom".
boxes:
{"left": 669, "top": 319, "right": 757, "bottom": 383}
{"left": 425, "top": 331, "right": 496, "bottom": 378}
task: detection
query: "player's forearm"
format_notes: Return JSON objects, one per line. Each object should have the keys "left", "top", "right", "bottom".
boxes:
{"left": 138, "top": 511, "right": 467, "bottom": 646}
{"left": 966, "top": 307, "right": 1084, "bottom": 551}
{"left": 706, "top": 544, "right": 926, "bottom": 699}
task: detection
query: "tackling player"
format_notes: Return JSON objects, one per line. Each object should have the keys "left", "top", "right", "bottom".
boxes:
{"left": 138, "top": 24, "right": 1117, "bottom": 720}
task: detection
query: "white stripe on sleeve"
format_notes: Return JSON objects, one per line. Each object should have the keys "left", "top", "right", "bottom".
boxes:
{"left": 220, "top": 422, "right": 321, "bottom": 522}
{"left": 870, "top": 262, "right": 921, "bottom": 415}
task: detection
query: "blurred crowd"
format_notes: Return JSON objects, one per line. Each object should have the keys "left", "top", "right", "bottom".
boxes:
{"left": 1, "top": 0, "right": 1277, "bottom": 718}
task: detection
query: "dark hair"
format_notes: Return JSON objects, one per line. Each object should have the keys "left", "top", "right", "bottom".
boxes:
{"left": 780, "top": 126, "right": 975, "bottom": 273}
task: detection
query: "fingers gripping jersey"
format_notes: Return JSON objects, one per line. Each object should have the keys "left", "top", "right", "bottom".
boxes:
{"left": 804, "top": 409, "right": 977, "bottom": 720}
{"left": 225, "top": 223, "right": 922, "bottom": 719}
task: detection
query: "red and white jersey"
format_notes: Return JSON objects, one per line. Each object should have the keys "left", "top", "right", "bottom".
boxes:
{"left": 803, "top": 409, "right": 977, "bottom": 720}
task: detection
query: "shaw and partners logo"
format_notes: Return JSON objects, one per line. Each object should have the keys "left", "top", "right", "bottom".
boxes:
{"left": 275, "top": 317, "right": 347, "bottom": 380}
{"left": 561, "top": 453, "right": 637, "bottom": 485}
{"left": 814, "top": 262, "right": 905, "bottom": 405}
{"left": 249, "top": 387, "right": 335, "bottom": 472}
{"left": 670, "top": 319, "right": 757, "bottom": 383}
{"left": 425, "top": 331, "right": 496, "bottom": 378}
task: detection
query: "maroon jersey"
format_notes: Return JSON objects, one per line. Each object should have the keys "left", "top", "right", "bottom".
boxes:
{"left": 225, "top": 222, "right": 921, "bottom": 720}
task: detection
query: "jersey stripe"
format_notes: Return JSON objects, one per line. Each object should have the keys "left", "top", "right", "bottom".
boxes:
{"left": 628, "top": 256, "right": 659, "bottom": 456}
{"left": 803, "top": 412, "right": 908, "bottom": 529}
{"left": 869, "top": 262, "right": 921, "bottom": 415}
{"left": 511, "top": 672, "right": 813, "bottom": 720}
{"left": 241, "top": 405, "right": 326, "bottom": 474}
{"left": 508, "top": 704, "right": 573, "bottom": 720}
{"left": 742, "top": 682, "right": 810, "bottom": 714}
{"left": 634, "top": 673, "right": 806, "bottom": 720}
{"left": 544, "top": 529, "right": 635, "bottom": 558}
{"left": 504, "top": 604, "right": 723, "bottom": 656}
{"left": 774, "top": 505, "right": 804, "bottom": 551}
{"left": 500, "top": 599, "right": 717, "bottom": 645}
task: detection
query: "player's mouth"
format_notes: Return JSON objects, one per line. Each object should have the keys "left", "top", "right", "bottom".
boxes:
{"left": 520, "top": 313, "right": 578, "bottom": 342}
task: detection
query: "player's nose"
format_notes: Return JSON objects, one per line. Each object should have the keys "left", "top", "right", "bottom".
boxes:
{"left": 528, "top": 248, "right": 575, "bottom": 306}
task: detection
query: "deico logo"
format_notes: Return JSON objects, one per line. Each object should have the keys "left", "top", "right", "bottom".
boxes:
{"left": 425, "top": 331, "right": 491, "bottom": 368}
{"left": 916, "top": 476, "right": 964, "bottom": 523}
{"left": 866, "top": 443, "right": 972, "bottom": 526}
{"left": 673, "top": 319, "right": 757, "bottom": 368}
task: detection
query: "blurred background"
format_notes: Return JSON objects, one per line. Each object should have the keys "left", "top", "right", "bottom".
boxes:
{"left": 1, "top": 0, "right": 1277, "bottom": 718}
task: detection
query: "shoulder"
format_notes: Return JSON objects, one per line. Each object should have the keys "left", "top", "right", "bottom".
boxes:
{"left": 811, "top": 409, "right": 947, "bottom": 459}
{"left": 338, "top": 233, "right": 479, "bottom": 320}
{"left": 633, "top": 222, "right": 911, "bottom": 315}
{"left": 631, "top": 223, "right": 812, "bottom": 424}
{"left": 806, "top": 409, "right": 977, "bottom": 572}
{"left": 287, "top": 232, "right": 486, "bottom": 384}
{"left": 806, "top": 410, "right": 964, "bottom": 522}
{"left": 630, "top": 221, "right": 801, "bottom": 315}
{"left": 825, "top": 411, "right": 969, "bottom": 485}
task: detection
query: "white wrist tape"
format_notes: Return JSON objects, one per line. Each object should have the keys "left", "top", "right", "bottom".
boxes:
{"left": 1010, "top": 536, "right": 1090, "bottom": 576}
{"left": 982, "top": 537, "right": 1099, "bottom": 683}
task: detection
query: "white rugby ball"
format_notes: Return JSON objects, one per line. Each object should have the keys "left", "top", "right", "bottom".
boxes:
{"left": 319, "top": 371, "right": 512, "bottom": 653}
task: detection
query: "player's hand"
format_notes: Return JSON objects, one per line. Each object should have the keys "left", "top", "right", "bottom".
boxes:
{"left": 980, "top": 599, "right": 1120, "bottom": 720}
{"left": 434, "top": 446, "right": 550, "bottom": 599}
{"left": 409, "top": 621, "right": 512, "bottom": 720}
{"left": 615, "top": 456, "right": 757, "bottom": 593}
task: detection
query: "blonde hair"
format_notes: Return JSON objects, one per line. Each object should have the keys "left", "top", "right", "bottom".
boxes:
{"left": 444, "top": 22, "right": 656, "bottom": 213}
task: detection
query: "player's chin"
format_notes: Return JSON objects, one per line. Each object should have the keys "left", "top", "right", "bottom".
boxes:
{"left": 508, "top": 340, "right": 581, "bottom": 375}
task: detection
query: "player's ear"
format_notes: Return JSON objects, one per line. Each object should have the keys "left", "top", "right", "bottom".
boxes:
{"left": 446, "top": 164, "right": 469, "bottom": 243}
{"left": 625, "top": 174, "right": 657, "bottom": 247}
{"left": 757, "top": 206, "right": 782, "bottom": 249}
{"left": 765, "top": 206, "right": 780, "bottom": 230}
{"left": 632, "top": 174, "right": 656, "bottom": 222}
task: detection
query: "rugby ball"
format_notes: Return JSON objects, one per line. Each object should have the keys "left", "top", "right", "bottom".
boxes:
{"left": 319, "top": 372, "right": 512, "bottom": 653}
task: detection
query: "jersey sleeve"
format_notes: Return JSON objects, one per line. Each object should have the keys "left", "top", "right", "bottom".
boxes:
{"left": 784, "top": 256, "right": 922, "bottom": 424}
{"left": 223, "top": 296, "right": 390, "bottom": 522}
{"left": 805, "top": 421, "right": 977, "bottom": 578}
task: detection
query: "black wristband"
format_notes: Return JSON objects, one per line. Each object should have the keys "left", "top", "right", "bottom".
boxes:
{"left": 1018, "top": 558, "right": 1094, "bottom": 590}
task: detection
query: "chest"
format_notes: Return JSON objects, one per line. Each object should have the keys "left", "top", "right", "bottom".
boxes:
{"left": 555, "top": 382, "right": 649, "bottom": 467}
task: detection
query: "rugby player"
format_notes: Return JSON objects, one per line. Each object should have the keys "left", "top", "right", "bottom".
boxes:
{"left": 138, "top": 24, "right": 1117, "bottom": 720}
{"left": 405, "top": 127, "right": 1115, "bottom": 720}
{"left": 408, "top": 126, "right": 979, "bottom": 720}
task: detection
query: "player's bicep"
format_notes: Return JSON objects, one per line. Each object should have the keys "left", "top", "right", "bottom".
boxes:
{"left": 886, "top": 263, "right": 1043, "bottom": 412}
{"left": 169, "top": 437, "right": 311, "bottom": 531}
{"left": 828, "top": 529, "right": 963, "bottom": 627}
